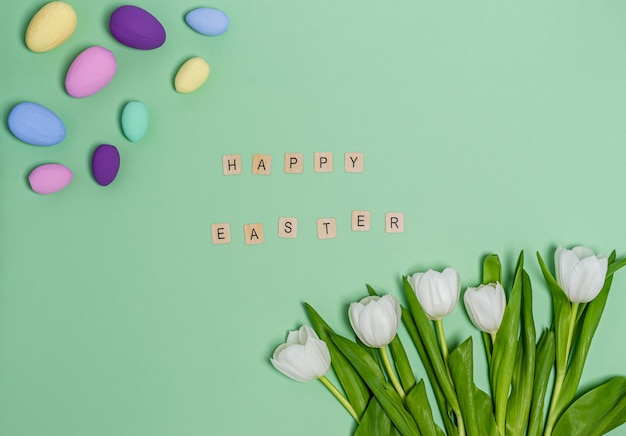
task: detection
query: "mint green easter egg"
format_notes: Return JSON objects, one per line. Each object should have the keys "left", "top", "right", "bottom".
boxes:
{"left": 121, "top": 101, "right": 149, "bottom": 142}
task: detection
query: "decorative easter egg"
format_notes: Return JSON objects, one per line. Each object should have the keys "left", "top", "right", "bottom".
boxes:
{"left": 65, "top": 46, "right": 117, "bottom": 98}
{"left": 121, "top": 101, "right": 149, "bottom": 142}
{"left": 174, "top": 57, "right": 210, "bottom": 94}
{"left": 8, "top": 102, "right": 66, "bottom": 146}
{"left": 28, "top": 164, "right": 73, "bottom": 194}
{"left": 25, "top": 1, "right": 77, "bottom": 52}
{"left": 185, "top": 8, "right": 229, "bottom": 36}
{"left": 92, "top": 144, "right": 120, "bottom": 186}
{"left": 109, "top": 5, "right": 166, "bottom": 50}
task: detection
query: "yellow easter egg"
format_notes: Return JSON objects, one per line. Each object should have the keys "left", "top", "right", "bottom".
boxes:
{"left": 174, "top": 57, "right": 210, "bottom": 94}
{"left": 26, "top": 1, "right": 77, "bottom": 53}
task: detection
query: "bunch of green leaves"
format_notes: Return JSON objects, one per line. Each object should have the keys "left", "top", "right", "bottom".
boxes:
{"left": 300, "top": 250, "right": 626, "bottom": 435}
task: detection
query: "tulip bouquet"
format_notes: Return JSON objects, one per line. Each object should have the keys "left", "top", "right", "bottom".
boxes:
{"left": 270, "top": 246, "right": 626, "bottom": 435}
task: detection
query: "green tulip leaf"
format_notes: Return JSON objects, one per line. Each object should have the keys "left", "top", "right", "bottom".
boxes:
{"left": 331, "top": 332, "right": 420, "bottom": 436}
{"left": 448, "top": 336, "right": 499, "bottom": 436}
{"left": 554, "top": 252, "right": 616, "bottom": 420}
{"left": 355, "top": 397, "right": 402, "bottom": 436}
{"left": 403, "top": 277, "right": 460, "bottom": 414}
{"left": 527, "top": 329, "right": 555, "bottom": 436}
{"left": 536, "top": 251, "right": 571, "bottom": 376}
{"left": 474, "top": 385, "right": 500, "bottom": 436}
{"left": 483, "top": 254, "right": 502, "bottom": 286}
{"left": 304, "top": 303, "right": 370, "bottom": 418}
{"left": 366, "top": 285, "right": 416, "bottom": 392}
{"left": 490, "top": 251, "right": 523, "bottom": 435}
{"left": 388, "top": 335, "right": 417, "bottom": 393}
{"left": 448, "top": 337, "right": 480, "bottom": 436}
{"left": 606, "top": 252, "right": 626, "bottom": 278}
{"left": 506, "top": 270, "right": 536, "bottom": 436}
{"left": 399, "top": 291, "right": 458, "bottom": 436}
{"left": 553, "top": 376, "right": 626, "bottom": 436}
{"left": 405, "top": 380, "right": 445, "bottom": 436}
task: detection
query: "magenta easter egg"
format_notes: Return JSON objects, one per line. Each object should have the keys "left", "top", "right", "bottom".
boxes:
{"left": 65, "top": 46, "right": 117, "bottom": 98}
{"left": 109, "top": 5, "right": 166, "bottom": 50}
{"left": 28, "top": 164, "right": 73, "bottom": 194}
{"left": 92, "top": 144, "right": 120, "bottom": 186}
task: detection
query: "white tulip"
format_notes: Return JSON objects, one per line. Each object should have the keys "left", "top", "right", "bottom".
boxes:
{"left": 271, "top": 326, "right": 331, "bottom": 382}
{"left": 555, "top": 246, "right": 608, "bottom": 303}
{"left": 464, "top": 282, "right": 506, "bottom": 334}
{"left": 408, "top": 268, "right": 461, "bottom": 320}
{"left": 349, "top": 294, "right": 401, "bottom": 348}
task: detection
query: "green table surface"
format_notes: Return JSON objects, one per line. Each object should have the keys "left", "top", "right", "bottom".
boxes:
{"left": 1, "top": 1, "right": 626, "bottom": 435}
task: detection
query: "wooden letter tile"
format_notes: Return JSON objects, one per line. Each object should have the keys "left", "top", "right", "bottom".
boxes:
{"left": 222, "top": 154, "right": 242, "bottom": 175}
{"left": 314, "top": 152, "right": 333, "bottom": 173}
{"left": 385, "top": 213, "right": 405, "bottom": 233}
{"left": 351, "top": 210, "right": 371, "bottom": 231}
{"left": 252, "top": 154, "right": 272, "bottom": 175}
{"left": 211, "top": 223, "right": 231, "bottom": 244}
{"left": 317, "top": 218, "right": 337, "bottom": 239}
{"left": 244, "top": 223, "right": 265, "bottom": 245}
{"left": 278, "top": 217, "right": 298, "bottom": 238}
{"left": 284, "top": 153, "right": 303, "bottom": 174}
{"left": 345, "top": 152, "right": 364, "bottom": 173}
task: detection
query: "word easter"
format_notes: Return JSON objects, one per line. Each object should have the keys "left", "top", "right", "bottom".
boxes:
{"left": 222, "top": 152, "right": 364, "bottom": 174}
{"left": 211, "top": 212, "right": 404, "bottom": 245}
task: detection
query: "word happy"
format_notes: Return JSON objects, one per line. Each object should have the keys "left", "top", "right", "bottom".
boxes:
{"left": 222, "top": 152, "right": 364, "bottom": 174}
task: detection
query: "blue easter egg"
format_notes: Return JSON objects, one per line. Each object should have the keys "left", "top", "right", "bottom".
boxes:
{"left": 185, "top": 8, "right": 229, "bottom": 36}
{"left": 8, "top": 102, "right": 66, "bottom": 146}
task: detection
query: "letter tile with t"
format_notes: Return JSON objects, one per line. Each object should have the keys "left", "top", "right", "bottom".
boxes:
{"left": 317, "top": 218, "right": 337, "bottom": 239}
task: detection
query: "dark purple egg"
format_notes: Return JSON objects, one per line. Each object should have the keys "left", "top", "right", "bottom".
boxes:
{"left": 109, "top": 5, "right": 166, "bottom": 50}
{"left": 92, "top": 144, "right": 120, "bottom": 186}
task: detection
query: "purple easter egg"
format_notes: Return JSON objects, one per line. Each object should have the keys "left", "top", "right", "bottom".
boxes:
{"left": 92, "top": 144, "right": 120, "bottom": 186}
{"left": 109, "top": 5, "right": 166, "bottom": 50}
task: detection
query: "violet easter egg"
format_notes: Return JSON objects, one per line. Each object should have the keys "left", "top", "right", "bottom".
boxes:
{"left": 174, "top": 57, "right": 210, "bottom": 94}
{"left": 121, "top": 101, "right": 149, "bottom": 142}
{"left": 92, "top": 144, "right": 120, "bottom": 186}
{"left": 185, "top": 8, "right": 229, "bottom": 36}
{"left": 8, "top": 102, "right": 66, "bottom": 146}
{"left": 26, "top": 1, "right": 77, "bottom": 52}
{"left": 28, "top": 164, "right": 73, "bottom": 194}
{"left": 109, "top": 5, "right": 166, "bottom": 50}
{"left": 65, "top": 46, "right": 117, "bottom": 98}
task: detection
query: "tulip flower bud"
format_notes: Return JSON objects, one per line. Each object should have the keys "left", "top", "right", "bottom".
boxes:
{"left": 464, "top": 282, "right": 506, "bottom": 334}
{"left": 408, "top": 268, "right": 461, "bottom": 320}
{"left": 271, "top": 326, "right": 331, "bottom": 382}
{"left": 555, "top": 246, "right": 608, "bottom": 303}
{"left": 349, "top": 294, "right": 401, "bottom": 348}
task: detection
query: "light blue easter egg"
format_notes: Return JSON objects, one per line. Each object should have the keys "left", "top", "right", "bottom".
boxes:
{"left": 185, "top": 8, "right": 229, "bottom": 36}
{"left": 8, "top": 102, "right": 66, "bottom": 146}
{"left": 121, "top": 101, "right": 149, "bottom": 142}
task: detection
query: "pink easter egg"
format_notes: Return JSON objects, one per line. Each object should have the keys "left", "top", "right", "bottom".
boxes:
{"left": 65, "top": 46, "right": 117, "bottom": 98}
{"left": 28, "top": 163, "right": 73, "bottom": 194}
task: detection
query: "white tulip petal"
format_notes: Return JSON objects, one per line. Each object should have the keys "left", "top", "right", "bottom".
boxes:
{"left": 348, "top": 294, "right": 400, "bottom": 348}
{"left": 271, "top": 325, "right": 331, "bottom": 382}
{"left": 555, "top": 246, "right": 608, "bottom": 303}
{"left": 463, "top": 283, "right": 506, "bottom": 334}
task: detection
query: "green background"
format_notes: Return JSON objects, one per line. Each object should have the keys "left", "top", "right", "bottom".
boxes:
{"left": 1, "top": 0, "right": 626, "bottom": 434}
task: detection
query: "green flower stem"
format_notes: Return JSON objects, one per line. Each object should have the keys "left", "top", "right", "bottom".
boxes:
{"left": 319, "top": 375, "right": 360, "bottom": 423}
{"left": 436, "top": 319, "right": 465, "bottom": 436}
{"left": 436, "top": 319, "right": 450, "bottom": 364}
{"left": 490, "top": 331, "right": 497, "bottom": 346}
{"left": 379, "top": 346, "right": 406, "bottom": 400}
{"left": 544, "top": 302, "right": 580, "bottom": 436}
